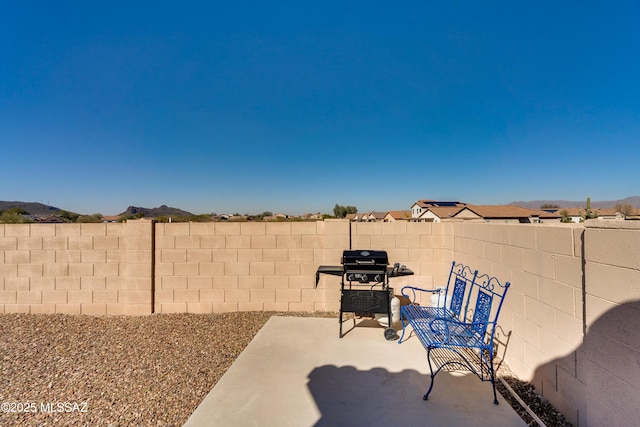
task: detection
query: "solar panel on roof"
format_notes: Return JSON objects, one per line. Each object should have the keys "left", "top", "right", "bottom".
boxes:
{"left": 433, "top": 201, "right": 461, "bottom": 207}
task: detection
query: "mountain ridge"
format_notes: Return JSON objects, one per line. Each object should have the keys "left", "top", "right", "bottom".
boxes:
{"left": 0, "top": 201, "right": 66, "bottom": 216}
{"left": 0, "top": 202, "right": 194, "bottom": 218}
{"left": 119, "top": 205, "right": 194, "bottom": 217}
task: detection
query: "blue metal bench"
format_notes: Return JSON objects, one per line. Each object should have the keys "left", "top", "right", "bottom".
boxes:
{"left": 398, "top": 261, "right": 510, "bottom": 404}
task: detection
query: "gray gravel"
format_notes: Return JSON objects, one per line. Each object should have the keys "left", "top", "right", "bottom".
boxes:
{"left": 1, "top": 312, "right": 569, "bottom": 426}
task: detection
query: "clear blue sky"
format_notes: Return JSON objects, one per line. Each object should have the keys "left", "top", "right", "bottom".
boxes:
{"left": 2, "top": 1, "right": 639, "bottom": 215}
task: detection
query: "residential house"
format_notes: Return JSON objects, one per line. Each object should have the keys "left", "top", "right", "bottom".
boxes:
{"left": 557, "top": 207, "right": 624, "bottom": 223}
{"left": 415, "top": 205, "right": 466, "bottom": 222}
{"left": 303, "top": 213, "right": 323, "bottom": 220}
{"left": 39, "top": 215, "right": 66, "bottom": 223}
{"left": 452, "top": 205, "right": 561, "bottom": 223}
{"left": 411, "top": 200, "right": 465, "bottom": 219}
{"left": 383, "top": 211, "right": 412, "bottom": 222}
{"left": 363, "top": 212, "right": 387, "bottom": 222}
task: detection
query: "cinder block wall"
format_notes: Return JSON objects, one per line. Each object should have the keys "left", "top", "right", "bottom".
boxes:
{"left": 154, "top": 220, "right": 443, "bottom": 313}
{"left": 451, "top": 222, "right": 584, "bottom": 375}
{"left": 451, "top": 220, "right": 640, "bottom": 427}
{"left": 352, "top": 221, "right": 454, "bottom": 294}
{"left": 571, "top": 221, "right": 640, "bottom": 426}
{"left": 2, "top": 219, "right": 639, "bottom": 426}
{"left": 0, "top": 221, "right": 152, "bottom": 315}
{"left": 155, "top": 221, "right": 330, "bottom": 313}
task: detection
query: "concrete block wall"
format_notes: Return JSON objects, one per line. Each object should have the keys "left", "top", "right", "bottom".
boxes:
{"left": 453, "top": 222, "right": 584, "bottom": 370}
{"left": 154, "top": 221, "right": 329, "bottom": 313}
{"left": 0, "top": 220, "right": 444, "bottom": 315}
{"left": 154, "top": 220, "right": 443, "bottom": 313}
{"left": 0, "top": 221, "right": 152, "bottom": 315}
{"left": 571, "top": 221, "right": 640, "bottom": 426}
{"left": 3, "top": 218, "right": 639, "bottom": 425}
{"left": 452, "top": 220, "right": 640, "bottom": 426}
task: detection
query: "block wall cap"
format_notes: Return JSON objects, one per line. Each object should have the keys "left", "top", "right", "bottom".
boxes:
{"left": 584, "top": 220, "right": 640, "bottom": 230}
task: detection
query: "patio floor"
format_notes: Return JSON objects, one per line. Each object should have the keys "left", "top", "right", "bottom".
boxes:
{"left": 184, "top": 316, "right": 527, "bottom": 427}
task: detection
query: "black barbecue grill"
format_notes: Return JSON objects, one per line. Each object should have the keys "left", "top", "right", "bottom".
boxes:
{"left": 315, "top": 249, "right": 413, "bottom": 340}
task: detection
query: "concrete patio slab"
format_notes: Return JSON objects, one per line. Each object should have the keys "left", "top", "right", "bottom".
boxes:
{"left": 184, "top": 316, "right": 526, "bottom": 427}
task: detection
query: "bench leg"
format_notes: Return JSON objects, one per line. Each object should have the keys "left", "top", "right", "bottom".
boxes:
{"left": 397, "top": 312, "right": 410, "bottom": 344}
{"left": 423, "top": 348, "right": 438, "bottom": 401}
{"left": 398, "top": 320, "right": 407, "bottom": 344}
{"left": 423, "top": 375, "right": 436, "bottom": 401}
{"left": 483, "top": 349, "right": 500, "bottom": 405}
{"left": 490, "top": 366, "right": 499, "bottom": 405}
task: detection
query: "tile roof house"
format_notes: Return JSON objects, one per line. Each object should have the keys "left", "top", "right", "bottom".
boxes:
{"left": 39, "top": 215, "right": 66, "bottom": 223}
{"left": 452, "top": 205, "right": 561, "bottom": 223}
{"left": 383, "top": 211, "right": 412, "bottom": 222}
{"left": 415, "top": 205, "right": 466, "bottom": 222}
{"left": 346, "top": 211, "right": 409, "bottom": 222}
{"left": 364, "top": 212, "right": 387, "bottom": 222}
{"left": 411, "top": 200, "right": 465, "bottom": 219}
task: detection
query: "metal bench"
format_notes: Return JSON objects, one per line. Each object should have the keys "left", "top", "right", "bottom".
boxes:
{"left": 398, "top": 261, "right": 510, "bottom": 404}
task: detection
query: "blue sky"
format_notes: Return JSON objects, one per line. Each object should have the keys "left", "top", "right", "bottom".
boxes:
{"left": 2, "top": 1, "right": 639, "bottom": 215}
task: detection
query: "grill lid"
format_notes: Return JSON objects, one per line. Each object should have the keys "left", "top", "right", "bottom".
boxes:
{"left": 315, "top": 249, "right": 413, "bottom": 287}
{"left": 342, "top": 250, "right": 389, "bottom": 270}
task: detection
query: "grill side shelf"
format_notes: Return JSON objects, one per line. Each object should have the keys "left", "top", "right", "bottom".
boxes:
{"left": 387, "top": 267, "right": 414, "bottom": 277}
{"left": 315, "top": 265, "right": 343, "bottom": 287}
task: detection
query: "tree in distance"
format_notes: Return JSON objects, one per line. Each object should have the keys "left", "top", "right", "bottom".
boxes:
{"left": 0, "top": 207, "right": 32, "bottom": 224}
{"left": 77, "top": 214, "right": 104, "bottom": 223}
{"left": 615, "top": 203, "right": 636, "bottom": 217}
{"left": 333, "top": 204, "right": 357, "bottom": 218}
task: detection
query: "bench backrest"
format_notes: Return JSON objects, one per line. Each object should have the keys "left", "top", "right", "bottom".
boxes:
{"left": 443, "top": 261, "right": 510, "bottom": 341}
{"left": 444, "top": 261, "right": 478, "bottom": 319}
{"left": 466, "top": 273, "right": 510, "bottom": 339}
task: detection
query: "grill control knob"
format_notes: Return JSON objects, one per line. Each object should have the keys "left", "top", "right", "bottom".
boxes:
{"left": 374, "top": 274, "right": 382, "bottom": 282}
{"left": 360, "top": 274, "right": 368, "bottom": 283}
{"left": 348, "top": 274, "right": 355, "bottom": 281}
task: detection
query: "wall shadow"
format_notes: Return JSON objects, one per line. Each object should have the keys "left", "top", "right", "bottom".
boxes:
{"left": 307, "top": 365, "right": 427, "bottom": 427}
{"left": 307, "top": 364, "right": 519, "bottom": 427}
{"left": 532, "top": 300, "right": 640, "bottom": 427}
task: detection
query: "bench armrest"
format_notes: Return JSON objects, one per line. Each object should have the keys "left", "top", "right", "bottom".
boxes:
{"left": 400, "top": 286, "right": 442, "bottom": 304}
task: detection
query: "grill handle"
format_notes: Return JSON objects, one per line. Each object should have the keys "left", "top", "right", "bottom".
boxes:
{"left": 355, "top": 259, "right": 376, "bottom": 265}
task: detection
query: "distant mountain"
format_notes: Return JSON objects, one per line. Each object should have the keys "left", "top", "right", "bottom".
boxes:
{"left": 0, "top": 201, "right": 69, "bottom": 216}
{"left": 509, "top": 196, "right": 640, "bottom": 210}
{"left": 0, "top": 201, "right": 196, "bottom": 218}
{"left": 119, "top": 205, "right": 195, "bottom": 218}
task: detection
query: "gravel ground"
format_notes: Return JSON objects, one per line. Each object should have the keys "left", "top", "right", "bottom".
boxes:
{"left": 495, "top": 362, "right": 572, "bottom": 427}
{"left": 1, "top": 312, "right": 569, "bottom": 426}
